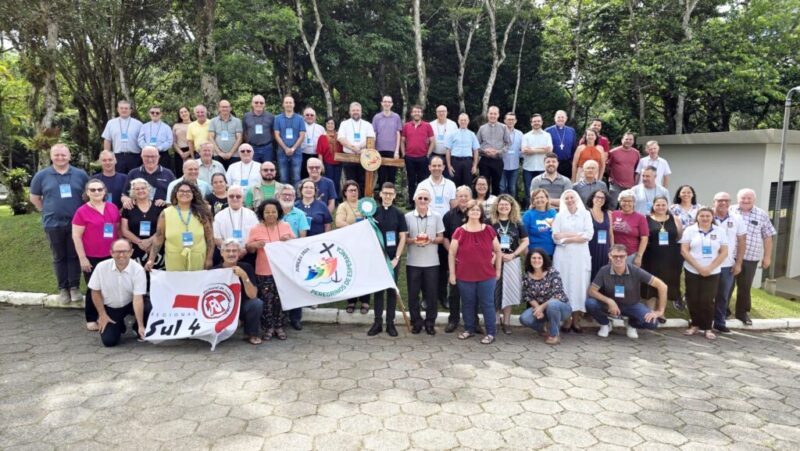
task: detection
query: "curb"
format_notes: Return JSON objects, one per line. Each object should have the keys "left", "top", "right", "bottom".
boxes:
{"left": 1, "top": 290, "right": 798, "bottom": 331}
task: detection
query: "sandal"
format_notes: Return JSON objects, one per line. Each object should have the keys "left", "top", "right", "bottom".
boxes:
{"left": 248, "top": 336, "right": 262, "bottom": 345}
{"left": 704, "top": 330, "right": 717, "bottom": 340}
{"left": 86, "top": 322, "right": 99, "bottom": 332}
{"left": 346, "top": 304, "right": 355, "bottom": 314}
{"left": 275, "top": 328, "right": 288, "bottom": 340}
{"left": 545, "top": 336, "right": 560, "bottom": 345}
{"left": 480, "top": 335, "right": 495, "bottom": 344}
{"left": 683, "top": 326, "right": 698, "bottom": 336}
{"left": 262, "top": 328, "right": 274, "bottom": 341}
{"left": 458, "top": 331, "right": 475, "bottom": 340}
{"left": 360, "top": 303, "right": 369, "bottom": 315}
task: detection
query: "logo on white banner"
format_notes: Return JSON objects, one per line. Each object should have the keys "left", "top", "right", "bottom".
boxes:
{"left": 199, "top": 284, "right": 236, "bottom": 323}
{"left": 294, "top": 241, "right": 354, "bottom": 298}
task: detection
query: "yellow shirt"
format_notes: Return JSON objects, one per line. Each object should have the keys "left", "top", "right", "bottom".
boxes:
{"left": 186, "top": 120, "right": 210, "bottom": 147}
{"left": 164, "top": 206, "right": 207, "bottom": 271}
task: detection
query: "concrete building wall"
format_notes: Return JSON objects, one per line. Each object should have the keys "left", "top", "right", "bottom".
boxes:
{"left": 639, "top": 130, "right": 800, "bottom": 283}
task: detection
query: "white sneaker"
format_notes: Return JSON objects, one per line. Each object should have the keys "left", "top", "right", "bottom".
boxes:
{"left": 626, "top": 326, "right": 639, "bottom": 339}
{"left": 58, "top": 289, "right": 71, "bottom": 305}
{"left": 69, "top": 288, "right": 83, "bottom": 302}
{"left": 597, "top": 325, "right": 610, "bottom": 338}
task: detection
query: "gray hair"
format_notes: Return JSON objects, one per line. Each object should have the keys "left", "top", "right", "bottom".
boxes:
{"left": 618, "top": 189, "right": 636, "bottom": 203}
{"left": 128, "top": 178, "right": 152, "bottom": 197}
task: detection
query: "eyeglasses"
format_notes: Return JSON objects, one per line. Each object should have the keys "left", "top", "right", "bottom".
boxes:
{"left": 228, "top": 194, "right": 242, "bottom": 199}
{"left": 240, "top": 149, "right": 253, "bottom": 153}
{"left": 253, "top": 101, "right": 264, "bottom": 104}
{"left": 111, "top": 249, "right": 131, "bottom": 254}
{"left": 417, "top": 197, "right": 430, "bottom": 201}
{"left": 715, "top": 199, "right": 730, "bottom": 203}
{"left": 304, "top": 114, "right": 315, "bottom": 117}
{"left": 149, "top": 111, "right": 161, "bottom": 115}
{"left": 177, "top": 190, "right": 193, "bottom": 195}
{"left": 610, "top": 255, "right": 627, "bottom": 260}
{"left": 308, "top": 166, "right": 322, "bottom": 170}
{"left": 88, "top": 188, "right": 105, "bottom": 193}
{"left": 346, "top": 188, "right": 358, "bottom": 193}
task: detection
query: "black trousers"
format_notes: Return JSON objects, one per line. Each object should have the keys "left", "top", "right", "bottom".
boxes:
{"left": 84, "top": 256, "right": 111, "bottom": 322}
{"left": 343, "top": 163, "right": 365, "bottom": 195}
{"left": 172, "top": 147, "right": 195, "bottom": 178}
{"left": 477, "top": 157, "right": 503, "bottom": 195}
{"left": 373, "top": 264, "right": 398, "bottom": 322}
{"left": 407, "top": 265, "right": 438, "bottom": 327}
{"left": 733, "top": 260, "right": 759, "bottom": 318}
{"left": 685, "top": 270, "right": 719, "bottom": 330}
{"left": 45, "top": 226, "right": 81, "bottom": 290}
{"left": 100, "top": 299, "right": 152, "bottom": 347}
{"left": 377, "top": 150, "right": 399, "bottom": 190}
{"left": 451, "top": 157, "right": 474, "bottom": 189}
{"left": 301, "top": 153, "right": 316, "bottom": 180}
{"left": 557, "top": 159, "right": 572, "bottom": 178}
{"left": 405, "top": 156, "right": 429, "bottom": 207}
{"left": 215, "top": 155, "right": 240, "bottom": 171}
{"left": 115, "top": 152, "right": 141, "bottom": 174}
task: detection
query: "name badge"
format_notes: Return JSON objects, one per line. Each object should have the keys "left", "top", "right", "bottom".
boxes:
{"left": 232, "top": 229, "right": 243, "bottom": 240}
{"left": 182, "top": 231, "right": 194, "bottom": 247}
{"left": 149, "top": 136, "right": 157, "bottom": 145}
{"left": 140, "top": 221, "right": 151, "bottom": 237}
{"left": 437, "top": 134, "right": 445, "bottom": 142}
{"left": 435, "top": 195, "right": 444, "bottom": 205}
{"left": 306, "top": 136, "right": 312, "bottom": 145}
{"left": 121, "top": 132, "right": 129, "bottom": 142}
{"left": 240, "top": 179, "right": 249, "bottom": 187}
{"left": 59, "top": 184, "right": 72, "bottom": 199}
{"left": 614, "top": 285, "right": 625, "bottom": 299}
{"left": 354, "top": 132, "right": 361, "bottom": 141}
{"left": 286, "top": 128, "right": 294, "bottom": 140}
{"left": 386, "top": 231, "right": 397, "bottom": 247}
{"left": 702, "top": 244, "right": 712, "bottom": 257}
{"left": 220, "top": 130, "right": 230, "bottom": 141}
{"left": 597, "top": 230, "right": 607, "bottom": 244}
{"left": 103, "top": 223, "right": 114, "bottom": 239}
{"left": 106, "top": 193, "right": 113, "bottom": 203}
{"left": 255, "top": 124, "right": 263, "bottom": 135}
{"left": 500, "top": 234, "right": 511, "bottom": 250}
{"left": 658, "top": 231, "right": 669, "bottom": 246}
{"left": 356, "top": 216, "right": 364, "bottom": 222}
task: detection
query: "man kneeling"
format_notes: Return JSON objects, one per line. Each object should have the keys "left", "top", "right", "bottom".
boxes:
{"left": 585, "top": 244, "right": 666, "bottom": 339}
{"left": 214, "top": 239, "right": 264, "bottom": 345}
{"left": 88, "top": 239, "right": 150, "bottom": 347}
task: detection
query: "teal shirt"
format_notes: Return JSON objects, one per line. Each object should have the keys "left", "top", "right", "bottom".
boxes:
{"left": 282, "top": 207, "right": 310, "bottom": 237}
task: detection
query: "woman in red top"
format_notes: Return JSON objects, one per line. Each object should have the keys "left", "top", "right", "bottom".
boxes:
{"left": 315, "top": 117, "right": 343, "bottom": 198}
{"left": 572, "top": 128, "right": 606, "bottom": 183}
{"left": 448, "top": 200, "right": 502, "bottom": 344}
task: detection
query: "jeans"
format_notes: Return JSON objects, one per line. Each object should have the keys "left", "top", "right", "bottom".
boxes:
{"left": 45, "top": 226, "right": 81, "bottom": 290}
{"left": 500, "top": 169, "right": 519, "bottom": 198}
{"left": 99, "top": 299, "right": 152, "bottom": 347}
{"left": 585, "top": 297, "right": 658, "bottom": 330}
{"left": 278, "top": 149, "right": 303, "bottom": 186}
{"left": 407, "top": 266, "right": 439, "bottom": 327}
{"left": 252, "top": 143, "right": 274, "bottom": 164}
{"left": 324, "top": 163, "right": 342, "bottom": 199}
{"left": 373, "top": 264, "right": 399, "bottom": 322}
{"left": 733, "top": 260, "right": 758, "bottom": 318}
{"left": 714, "top": 266, "right": 735, "bottom": 327}
{"left": 522, "top": 170, "right": 543, "bottom": 206}
{"left": 457, "top": 278, "right": 497, "bottom": 336}
{"left": 519, "top": 301, "right": 572, "bottom": 337}
{"left": 241, "top": 298, "right": 264, "bottom": 336}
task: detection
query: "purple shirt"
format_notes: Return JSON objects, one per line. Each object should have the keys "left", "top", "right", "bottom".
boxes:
{"left": 372, "top": 112, "right": 402, "bottom": 152}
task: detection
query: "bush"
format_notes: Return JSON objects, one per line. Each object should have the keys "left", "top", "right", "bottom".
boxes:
{"left": 4, "top": 168, "right": 31, "bottom": 215}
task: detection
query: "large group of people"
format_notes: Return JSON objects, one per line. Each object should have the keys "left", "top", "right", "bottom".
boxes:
{"left": 27, "top": 97, "right": 777, "bottom": 348}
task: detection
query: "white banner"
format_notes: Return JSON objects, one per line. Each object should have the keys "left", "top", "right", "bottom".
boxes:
{"left": 267, "top": 220, "right": 398, "bottom": 309}
{"left": 145, "top": 269, "right": 241, "bottom": 350}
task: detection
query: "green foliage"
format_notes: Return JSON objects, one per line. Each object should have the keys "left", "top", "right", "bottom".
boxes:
{"left": 3, "top": 167, "right": 31, "bottom": 214}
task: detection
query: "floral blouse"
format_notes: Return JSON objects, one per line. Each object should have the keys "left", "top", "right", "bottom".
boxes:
{"left": 521, "top": 268, "right": 570, "bottom": 305}
{"left": 669, "top": 203, "right": 700, "bottom": 227}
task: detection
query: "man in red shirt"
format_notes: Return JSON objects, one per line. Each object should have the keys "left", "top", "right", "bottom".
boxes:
{"left": 401, "top": 105, "right": 435, "bottom": 208}
{"left": 606, "top": 132, "right": 641, "bottom": 209}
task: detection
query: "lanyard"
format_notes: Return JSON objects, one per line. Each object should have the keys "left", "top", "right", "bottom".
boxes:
{"left": 416, "top": 214, "right": 429, "bottom": 234}
{"left": 177, "top": 208, "right": 192, "bottom": 231}
{"left": 121, "top": 118, "right": 131, "bottom": 135}
{"left": 240, "top": 162, "right": 254, "bottom": 182}
{"left": 497, "top": 219, "right": 510, "bottom": 236}
{"left": 228, "top": 208, "right": 242, "bottom": 231}
{"left": 149, "top": 122, "right": 161, "bottom": 141}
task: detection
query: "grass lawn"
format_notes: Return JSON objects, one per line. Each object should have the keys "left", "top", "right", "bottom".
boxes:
{"left": 1, "top": 209, "right": 798, "bottom": 319}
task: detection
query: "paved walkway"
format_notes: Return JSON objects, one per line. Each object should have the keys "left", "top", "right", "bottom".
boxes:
{"left": 1, "top": 305, "right": 799, "bottom": 450}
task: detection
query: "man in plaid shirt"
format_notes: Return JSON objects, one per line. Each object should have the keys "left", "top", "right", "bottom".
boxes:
{"left": 730, "top": 188, "right": 776, "bottom": 325}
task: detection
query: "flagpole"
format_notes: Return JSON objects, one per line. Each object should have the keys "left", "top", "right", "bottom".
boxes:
{"left": 394, "top": 289, "right": 412, "bottom": 332}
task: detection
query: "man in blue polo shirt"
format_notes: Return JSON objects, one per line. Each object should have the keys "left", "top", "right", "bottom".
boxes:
{"left": 30, "top": 144, "right": 90, "bottom": 304}
{"left": 273, "top": 96, "right": 307, "bottom": 186}
{"left": 90, "top": 150, "right": 127, "bottom": 208}
{"left": 120, "top": 146, "right": 176, "bottom": 209}
{"left": 545, "top": 110, "right": 577, "bottom": 179}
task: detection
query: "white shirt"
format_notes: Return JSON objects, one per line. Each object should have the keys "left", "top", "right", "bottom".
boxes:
{"left": 302, "top": 122, "right": 326, "bottom": 155}
{"left": 636, "top": 156, "right": 672, "bottom": 186}
{"left": 715, "top": 213, "right": 747, "bottom": 268}
{"left": 416, "top": 176, "right": 456, "bottom": 217}
{"left": 680, "top": 224, "right": 729, "bottom": 275}
{"left": 226, "top": 161, "right": 262, "bottom": 190}
{"left": 87, "top": 259, "right": 147, "bottom": 309}
{"left": 521, "top": 129, "right": 553, "bottom": 172}
{"left": 213, "top": 206, "right": 260, "bottom": 245}
{"left": 429, "top": 119, "right": 458, "bottom": 155}
{"left": 338, "top": 119, "right": 376, "bottom": 153}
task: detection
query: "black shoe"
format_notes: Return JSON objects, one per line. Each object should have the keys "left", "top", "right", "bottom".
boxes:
{"left": 714, "top": 324, "right": 731, "bottom": 333}
{"left": 289, "top": 320, "right": 303, "bottom": 331}
{"left": 726, "top": 308, "right": 732, "bottom": 318}
{"left": 425, "top": 325, "right": 436, "bottom": 336}
{"left": 440, "top": 298, "right": 450, "bottom": 310}
{"left": 386, "top": 322, "right": 398, "bottom": 337}
{"left": 367, "top": 322, "right": 382, "bottom": 336}
{"left": 657, "top": 317, "right": 667, "bottom": 325}
{"left": 412, "top": 325, "right": 422, "bottom": 334}
{"left": 445, "top": 322, "right": 458, "bottom": 333}
{"left": 737, "top": 315, "right": 753, "bottom": 326}
{"left": 673, "top": 297, "right": 686, "bottom": 311}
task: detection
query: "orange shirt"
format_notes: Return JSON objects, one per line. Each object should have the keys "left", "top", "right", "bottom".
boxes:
{"left": 576, "top": 145, "right": 602, "bottom": 169}
{"left": 247, "top": 222, "right": 295, "bottom": 276}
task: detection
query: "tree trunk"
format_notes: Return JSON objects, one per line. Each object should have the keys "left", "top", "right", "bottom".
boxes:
{"left": 480, "top": 0, "right": 520, "bottom": 117}
{"left": 511, "top": 24, "right": 527, "bottom": 113}
{"left": 400, "top": 77, "right": 409, "bottom": 120}
{"left": 412, "top": 0, "right": 428, "bottom": 110}
{"left": 627, "top": 0, "right": 646, "bottom": 136}
{"left": 452, "top": 4, "right": 483, "bottom": 114}
{"left": 197, "top": 0, "right": 220, "bottom": 108}
{"left": 41, "top": 16, "right": 58, "bottom": 130}
{"left": 295, "top": 0, "right": 333, "bottom": 117}
{"left": 568, "top": 0, "right": 584, "bottom": 121}
{"left": 674, "top": 0, "right": 699, "bottom": 135}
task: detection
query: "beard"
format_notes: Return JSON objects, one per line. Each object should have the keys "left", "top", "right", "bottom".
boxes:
{"left": 280, "top": 200, "right": 294, "bottom": 210}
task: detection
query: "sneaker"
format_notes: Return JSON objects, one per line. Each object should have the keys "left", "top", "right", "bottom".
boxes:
{"left": 69, "top": 288, "right": 83, "bottom": 303}
{"left": 58, "top": 289, "right": 70, "bottom": 305}
{"left": 597, "top": 324, "right": 610, "bottom": 338}
{"left": 626, "top": 326, "right": 639, "bottom": 339}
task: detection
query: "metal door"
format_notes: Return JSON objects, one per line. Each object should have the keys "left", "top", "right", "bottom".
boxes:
{"left": 768, "top": 181, "right": 796, "bottom": 278}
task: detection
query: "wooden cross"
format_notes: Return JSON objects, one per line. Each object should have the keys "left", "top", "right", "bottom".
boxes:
{"left": 334, "top": 137, "right": 405, "bottom": 197}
